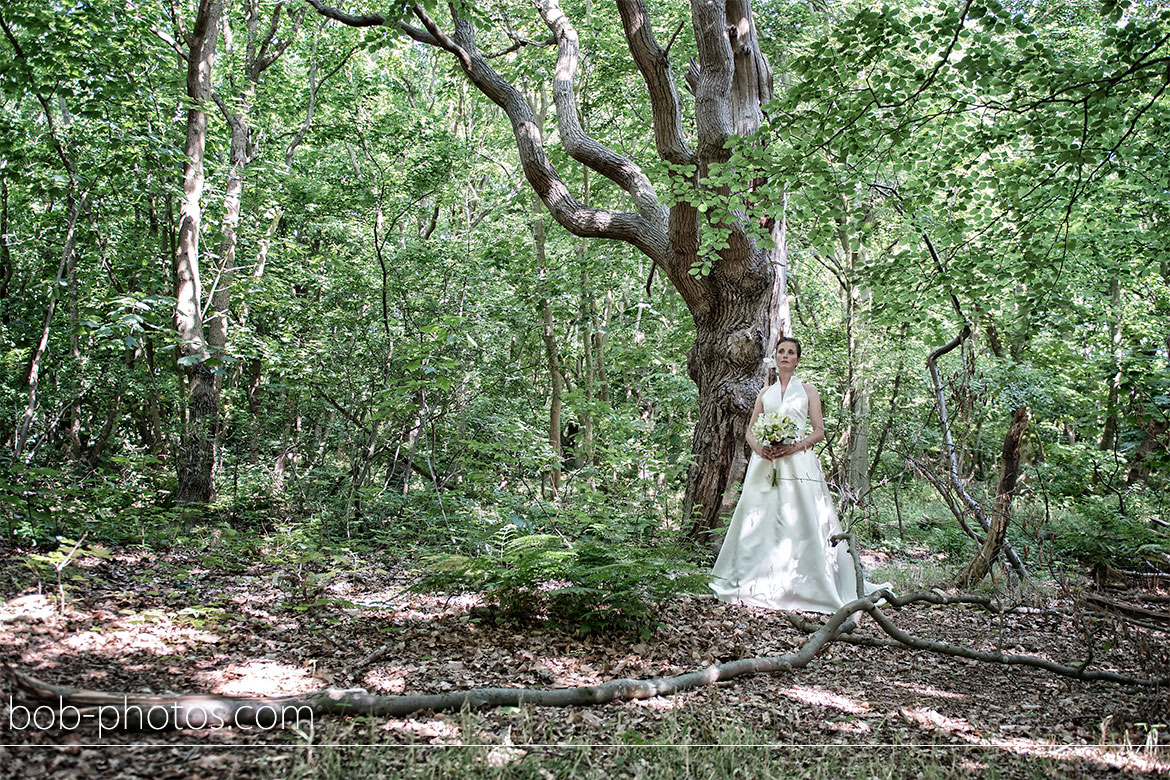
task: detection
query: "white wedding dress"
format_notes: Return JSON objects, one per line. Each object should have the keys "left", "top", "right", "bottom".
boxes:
{"left": 710, "top": 377, "right": 887, "bottom": 613}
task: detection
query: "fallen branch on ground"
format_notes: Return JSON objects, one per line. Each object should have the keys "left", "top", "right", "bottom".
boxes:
{"left": 7, "top": 584, "right": 1167, "bottom": 732}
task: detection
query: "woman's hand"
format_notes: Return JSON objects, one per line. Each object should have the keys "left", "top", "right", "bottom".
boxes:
{"left": 760, "top": 444, "right": 784, "bottom": 460}
{"left": 771, "top": 441, "right": 805, "bottom": 459}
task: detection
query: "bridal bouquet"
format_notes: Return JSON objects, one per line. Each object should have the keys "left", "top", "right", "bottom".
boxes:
{"left": 752, "top": 412, "right": 798, "bottom": 486}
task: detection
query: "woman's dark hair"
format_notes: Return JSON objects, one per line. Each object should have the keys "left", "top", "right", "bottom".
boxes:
{"left": 777, "top": 336, "right": 802, "bottom": 358}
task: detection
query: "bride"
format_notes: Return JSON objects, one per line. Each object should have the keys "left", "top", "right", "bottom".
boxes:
{"left": 710, "top": 337, "right": 887, "bottom": 613}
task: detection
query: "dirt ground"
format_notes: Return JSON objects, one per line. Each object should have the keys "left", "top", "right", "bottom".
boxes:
{"left": 1, "top": 542, "right": 1167, "bottom": 778}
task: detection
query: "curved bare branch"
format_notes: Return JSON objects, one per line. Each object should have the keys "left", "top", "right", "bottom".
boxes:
{"left": 303, "top": 1, "right": 669, "bottom": 264}
{"left": 301, "top": 0, "right": 384, "bottom": 28}
{"left": 535, "top": 0, "right": 667, "bottom": 230}
{"left": 10, "top": 581, "right": 1166, "bottom": 733}
{"left": 418, "top": 5, "right": 669, "bottom": 265}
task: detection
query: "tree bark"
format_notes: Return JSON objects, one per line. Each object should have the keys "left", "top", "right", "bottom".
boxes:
{"left": 957, "top": 404, "right": 1029, "bottom": 587}
{"left": 173, "top": 0, "right": 224, "bottom": 504}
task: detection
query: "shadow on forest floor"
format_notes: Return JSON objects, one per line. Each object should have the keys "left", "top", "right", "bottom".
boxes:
{"left": 0, "top": 541, "right": 1166, "bottom": 779}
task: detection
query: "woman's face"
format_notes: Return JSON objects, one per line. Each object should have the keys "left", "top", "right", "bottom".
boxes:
{"left": 775, "top": 341, "right": 800, "bottom": 370}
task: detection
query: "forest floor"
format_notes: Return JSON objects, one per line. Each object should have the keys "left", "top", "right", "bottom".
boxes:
{"left": 0, "top": 538, "right": 1167, "bottom": 779}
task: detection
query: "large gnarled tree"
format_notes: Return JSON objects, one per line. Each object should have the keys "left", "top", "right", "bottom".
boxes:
{"left": 308, "top": 0, "right": 788, "bottom": 540}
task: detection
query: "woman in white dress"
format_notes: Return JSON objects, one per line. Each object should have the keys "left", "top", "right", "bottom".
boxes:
{"left": 710, "top": 337, "right": 886, "bottom": 613}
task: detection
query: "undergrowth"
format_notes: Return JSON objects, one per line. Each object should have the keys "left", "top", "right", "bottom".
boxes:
{"left": 270, "top": 705, "right": 1085, "bottom": 780}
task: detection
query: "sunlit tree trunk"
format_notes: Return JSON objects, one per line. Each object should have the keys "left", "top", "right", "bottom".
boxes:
{"left": 173, "top": 0, "right": 224, "bottom": 504}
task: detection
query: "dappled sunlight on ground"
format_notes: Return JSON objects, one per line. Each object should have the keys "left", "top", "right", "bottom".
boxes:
{"left": 889, "top": 680, "right": 968, "bottom": 701}
{"left": 364, "top": 665, "right": 409, "bottom": 694}
{"left": 1, "top": 544, "right": 1167, "bottom": 780}
{"left": 898, "top": 704, "right": 1170, "bottom": 774}
{"left": 0, "top": 593, "right": 58, "bottom": 624}
{"left": 345, "top": 590, "right": 483, "bottom": 623}
{"left": 988, "top": 736, "right": 1169, "bottom": 774}
{"left": 630, "top": 695, "right": 683, "bottom": 711}
{"left": 379, "top": 715, "right": 461, "bottom": 741}
{"left": 781, "top": 684, "right": 872, "bottom": 714}
{"left": 194, "top": 659, "right": 321, "bottom": 697}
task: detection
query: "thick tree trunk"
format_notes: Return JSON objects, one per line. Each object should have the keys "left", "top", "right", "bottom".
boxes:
{"left": 173, "top": 0, "right": 223, "bottom": 504}
{"left": 311, "top": 0, "right": 781, "bottom": 532}
{"left": 177, "top": 362, "right": 219, "bottom": 502}
{"left": 680, "top": 0, "right": 779, "bottom": 540}
{"left": 957, "top": 404, "right": 1029, "bottom": 587}
{"left": 683, "top": 287, "right": 777, "bottom": 543}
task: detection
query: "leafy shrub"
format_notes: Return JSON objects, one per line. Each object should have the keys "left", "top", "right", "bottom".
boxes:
{"left": 418, "top": 522, "right": 707, "bottom": 638}
{"left": 1051, "top": 497, "right": 1170, "bottom": 571}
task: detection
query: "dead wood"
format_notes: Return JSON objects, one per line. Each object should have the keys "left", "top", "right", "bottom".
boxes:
{"left": 926, "top": 324, "right": 1029, "bottom": 581}
{"left": 957, "top": 404, "right": 1029, "bottom": 587}
{"left": 1083, "top": 593, "right": 1170, "bottom": 624}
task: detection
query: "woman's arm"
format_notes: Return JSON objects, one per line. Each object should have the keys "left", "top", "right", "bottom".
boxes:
{"left": 801, "top": 384, "right": 827, "bottom": 450}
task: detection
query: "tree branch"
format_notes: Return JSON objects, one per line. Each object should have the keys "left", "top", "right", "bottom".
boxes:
{"left": 615, "top": 0, "right": 695, "bottom": 166}
{"left": 301, "top": 0, "right": 384, "bottom": 27}
{"left": 535, "top": 0, "right": 667, "bottom": 229}
{"left": 10, "top": 577, "right": 1166, "bottom": 732}
{"left": 417, "top": 4, "right": 669, "bottom": 265}
{"left": 926, "top": 325, "right": 1029, "bottom": 581}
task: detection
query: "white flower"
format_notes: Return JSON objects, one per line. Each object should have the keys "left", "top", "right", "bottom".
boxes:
{"left": 752, "top": 412, "right": 798, "bottom": 446}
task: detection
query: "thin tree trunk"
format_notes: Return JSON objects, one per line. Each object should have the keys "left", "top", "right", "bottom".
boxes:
{"left": 767, "top": 189, "right": 791, "bottom": 354}
{"left": 535, "top": 199, "right": 563, "bottom": 496}
{"left": 208, "top": 94, "right": 250, "bottom": 367}
{"left": 15, "top": 195, "right": 80, "bottom": 461}
{"left": 576, "top": 166, "right": 596, "bottom": 484}
{"left": 84, "top": 390, "right": 122, "bottom": 468}
{"left": 927, "top": 325, "right": 1029, "bottom": 581}
{"left": 590, "top": 291, "right": 609, "bottom": 408}
{"left": 173, "top": 0, "right": 224, "bottom": 504}
{"left": 144, "top": 336, "right": 165, "bottom": 454}
{"left": 844, "top": 286, "right": 871, "bottom": 502}
{"left": 1, "top": 15, "right": 85, "bottom": 461}
{"left": 65, "top": 200, "right": 82, "bottom": 460}
{"left": 0, "top": 175, "right": 11, "bottom": 318}
{"left": 1100, "top": 275, "right": 1122, "bottom": 451}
